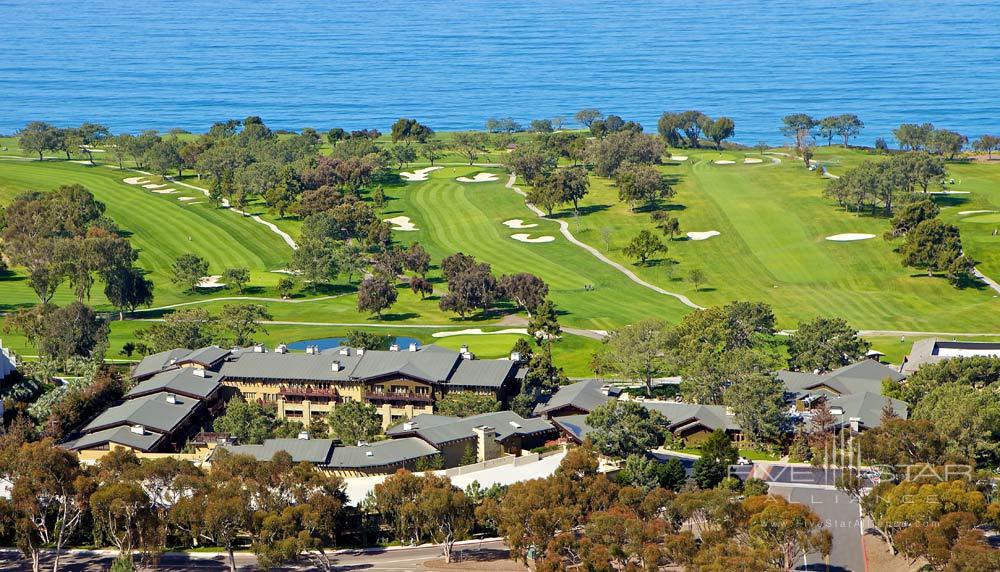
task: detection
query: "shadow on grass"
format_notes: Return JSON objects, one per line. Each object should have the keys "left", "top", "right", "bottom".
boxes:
{"left": 550, "top": 204, "right": 611, "bottom": 218}
{"left": 373, "top": 312, "right": 420, "bottom": 322}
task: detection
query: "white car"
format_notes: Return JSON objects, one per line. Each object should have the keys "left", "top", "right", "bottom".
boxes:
{"left": 736, "top": 457, "right": 753, "bottom": 466}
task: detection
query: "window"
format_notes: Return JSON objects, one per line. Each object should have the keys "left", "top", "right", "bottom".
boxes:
{"left": 391, "top": 385, "right": 407, "bottom": 394}
{"left": 415, "top": 387, "right": 429, "bottom": 395}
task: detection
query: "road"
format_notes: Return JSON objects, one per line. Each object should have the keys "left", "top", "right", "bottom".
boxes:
{"left": 0, "top": 541, "right": 512, "bottom": 571}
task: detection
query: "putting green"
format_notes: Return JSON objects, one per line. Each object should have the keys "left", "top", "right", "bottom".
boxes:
{"left": 961, "top": 213, "right": 1000, "bottom": 224}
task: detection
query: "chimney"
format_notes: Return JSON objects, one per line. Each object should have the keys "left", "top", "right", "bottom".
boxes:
{"left": 460, "top": 344, "right": 469, "bottom": 354}
{"left": 131, "top": 424, "right": 145, "bottom": 435}
{"left": 192, "top": 368, "right": 207, "bottom": 378}
{"left": 849, "top": 417, "right": 862, "bottom": 432}
{"left": 166, "top": 393, "right": 177, "bottom": 404}
{"left": 408, "top": 342, "right": 418, "bottom": 352}
{"left": 473, "top": 426, "right": 500, "bottom": 463}
{"left": 297, "top": 431, "right": 310, "bottom": 440}
{"left": 275, "top": 344, "right": 288, "bottom": 354}
{"left": 331, "top": 361, "right": 342, "bottom": 372}
{"left": 390, "top": 343, "right": 400, "bottom": 352}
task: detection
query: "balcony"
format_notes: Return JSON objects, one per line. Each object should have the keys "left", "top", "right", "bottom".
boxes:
{"left": 279, "top": 386, "right": 339, "bottom": 402}
{"left": 365, "top": 391, "right": 433, "bottom": 404}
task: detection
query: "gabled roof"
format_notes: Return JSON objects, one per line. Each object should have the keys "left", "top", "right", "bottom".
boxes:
{"left": 125, "top": 368, "right": 221, "bottom": 400}
{"left": 220, "top": 352, "right": 360, "bottom": 382}
{"left": 176, "top": 346, "right": 231, "bottom": 368}
{"left": 83, "top": 392, "right": 200, "bottom": 435}
{"left": 823, "top": 392, "right": 908, "bottom": 430}
{"left": 551, "top": 414, "right": 593, "bottom": 443}
{"left": 533, "top": 379, "right": 615, "bottom": 416}
{"left": 132, "top": 348, "right": 190, "bottom": 379}
{"left": 779, "top": 359, "right": 904, "bottom": 400}
{"left": 216, "top": 438, "right": 336, "bottom": 464}
{"left": 642, "top": 401, "right": 741, "bottom": 432}
{"left": 325, "top": 437, "right": 439, "bottom": 469}
{"left": 448, "top": 359, "right": 517, "bottom": 388}
{"left": 347, "top": 348, "right": 461, "bottom": 382}
{"left": 386, "top": 411, "right": 556, "bottom": 446}
{"left": 63, "top": 426, "right": 166, "bottom": 452}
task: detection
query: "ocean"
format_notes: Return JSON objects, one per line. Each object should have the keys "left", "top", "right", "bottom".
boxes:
{"left": 1, "top": 0, "right": 998, "bottom": 145}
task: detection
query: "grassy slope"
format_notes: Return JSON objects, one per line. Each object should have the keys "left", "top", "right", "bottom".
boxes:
{"left": 560, "top": 147, "right": 1000, "bottom": 331}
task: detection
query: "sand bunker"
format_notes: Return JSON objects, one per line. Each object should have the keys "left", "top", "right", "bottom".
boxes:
{"left": 668, "top": 155, "right": 688, "bottom": 161}
{"left": 178, "top": 197, "right": 197, "bottom": 202}
{"left": 503, "top": 219, "right": 538, "bottom": 229}
{"left": 744, "top": 158, "right": 763, "bottom": 164}
{"left": 270, "top": 269, "right": 301, "bottom": 276}
{"left": 123, "top": 177, "right": 149, "bottom": 185}
{"left": 431, "top": 328, "right": 529, "bottom": 339}
{"left": 930, "top": 190, "right": 970, "bottom": 195}
{"left": 457, "top": 172, "right": 499, "bottom": 183}
{"left": 713, "top": 160, "right": 736, "bottom": 165}
{"left": 151, "top": 189, "right": 177, "bottom": 194}
{"left": 400, "top": 166, "right": 442, "bottom": 182}
{"left": 826, "top": 233, "right": 876, "bottom": 242}
{"left": 959, "top": 210, "right": 996, "bottom": 215}
{"left": 197, "top": 275, "right": 226, "bottom": 288}
{"left": 183, "top": 201, "right": 205, "bottom": 205}
{"left": 511, "top": 233, "right": 555, "bottom": 243}
{"left": 687, "top": 230, "right": 720, "bottom": 241}
{"left": 384, "top": 215, "right": 418, "bottom": 231}
{"left": 143, "top": 183, "right": 168, "bottom": 189}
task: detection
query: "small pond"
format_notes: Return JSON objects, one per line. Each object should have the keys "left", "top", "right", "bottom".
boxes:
{"left": 287, "top": 336, "right": 422, "bottom": 352}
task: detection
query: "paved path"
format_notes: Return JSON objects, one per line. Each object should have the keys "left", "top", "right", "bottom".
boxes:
{"left": 504, "top": 174, "right": 703, "bottom": 310}
{"left": 136, "top": 294, "right": 347, "bottom": 313}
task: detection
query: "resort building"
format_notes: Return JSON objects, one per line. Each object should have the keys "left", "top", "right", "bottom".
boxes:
{"left": 533, "top": 379, "right": 621, "bottom": 419}
{"left": 385, "top": 411, "right": 557, "bottom": 467}
{"left": 131, "top": 343, "right": 524, "bottom": 429}
{"left": 901, "top": 338, "right": 1000, "bottom": 375}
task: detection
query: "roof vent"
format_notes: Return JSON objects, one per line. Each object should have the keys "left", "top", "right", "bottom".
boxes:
{"left": 331, "top": 361, "right": 342, "bottom": 372}
{"left": 813, "top": 368, "right": 821, "bottom": 374}
{"left": 130, "top": 424, "right": 145, "bottom": 435}
{"left": 403, "top": 421, "right": 416, "bottom": 431}
{"left": 460, "top": 345, "right": 469, "bottom": 354}
{"left": 509, "top": 421, "right": 522, "bottom": 429}
{"left": 169, "top": 358, "right": 177, "bottom": 365}
{"left": 366, "top": 451, "right": 374, "bottom": 457}
{"left": 461, "top": 351, "right": 473, "bottom": 360}
{"left": 165, "top": 393, "right": 177, "bottom": 404}
{"left": 276, "top": 344, "right": 288, "bottom": 354}
{"left": 409, "top": 342, "right": 418, "bottom": 352}
{"left": 192, "top": 368, "right": 207, "bottom": 378}
{"left": 357, "top": 440, "right": 369, "bottom": 447}
{"left": 306, "top": 345, "right": 318, "bottom": 355}
{"left": 253, "top": 344, "right": 266, "bottom": 353}
{"left": 357, "top": 348, "right": 365, "bottom": 356}
{"left": 297, "top": 431, "right": 310, "bottom": 440}
{"left": 510, "top": 351, "right": 521, "bottom": 362}
{"left": 390, "top": 344, "right": 400, "bottom": 352}
{"left": 339, "top": 348, "right": 350, "bottom": 355}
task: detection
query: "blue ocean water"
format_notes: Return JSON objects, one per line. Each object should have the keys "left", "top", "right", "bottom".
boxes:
{"left": 1, "top": 1, "right": 998, "bottom": 145}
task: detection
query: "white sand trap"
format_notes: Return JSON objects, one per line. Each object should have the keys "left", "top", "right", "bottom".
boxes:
{"left": 456, "top": 172, "right": 499, "bottom": 183}
{"left": 384, "top": 215, "right": 418, "bottom": 231}
{"left": 744, "top": 158, "right": 763, "bottom": 164}
{"left": 197, "top": 275, "right": 226, "bottom": 288}
{"left": 399, "top": 166, "right": 442, "bottom": 182}
{"left": 432, "top": 328, "right": 529, "bottom": 339}
{"left": 930, "top": 190, "right": 970, "bottom": 195}
{"left": 511, "top": 233, "right": 555, "bottom": 243}
{"left": 178, "top": 197, "right": 196, "bottom": 201}
{"left": 959, "top": 210, "right": 996, "bottom": 215}
{"left": 713, "top": 160, "right": 736, "bottom": 165}
{"left": 503, "top": 219, "right": 538, "bottom": 229}
{"left": 826, "top": 233, "right": 876, "bottom": 242}
{"left": 151, "top": 188, "right": 177, "bottom": 194}
{"left": 270, "top": 269, "right": 301, "bottom": 276}
{"left": 183, "top": 201, "right": 205, "bottom": 205}
{"left": 687, "top": 230, "right": 721, "bottom": 241}
{"left": 668, "top": 155, "right": 688, "bottom": 161}
{"left": 123, "top": 177, "right": 149, "bottom": 185}
{"left": 143, "top": 183, "right": 168, "bottom": 189}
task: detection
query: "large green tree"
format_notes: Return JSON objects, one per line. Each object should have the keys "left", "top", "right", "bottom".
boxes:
{"left": 586, "top": 401, "right": 670, "bottom": 458}
{"left": 787, "top": 316, "right": 870, "bottom": 372}
{"left": 327, "top": 401, "right": 381, "bottom": 444}
{"left": 592, "top": 319, "right": 669, "bottom": 394}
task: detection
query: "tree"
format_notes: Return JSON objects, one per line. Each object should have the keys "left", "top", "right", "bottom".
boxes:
{"left": 409, "top": 275, "right": 433, "bottom": 299}
{"left": 419, "top": 477, "right": 475, "bottom": 563}
{"left": 344, "top": 329, "right": 390, "bottom": 350}
{"left": 885, "top": 199, "right": 940, "bottom": 239}
{"left": 390, "top": 118, "right": 433, "bottom": 145}
{"left": 218, "top": 303, "right": 271, "bottom": 346}
{"left": 700, "top": 428, "right": 739, "bottom": 465}
{"left": 836, "top": 114, "right": 864, "bottom": 147}
{"left": 170, "top": 253, "right": 209, "bottom": 294}
{"left": 527, "top": 299, "right": 561, "bottom": 357}
{"left": 452, "top": 132, "right": 489, "bottom": 165}
{"left": 657, "top": 112, "right": 684, "bottom": 147}
{"left": 623, "top": 230, "right": 665, "bottom": 265}
{"left": 690, "top": 457, "right": 726, "bottom": 490}
{"left": 276, "top": 276, "right": 296, "bottom": 298}
{"left": 744, "top": 495, "right": 832, "bottom": 571}
{"left": 592, "top": 319, "right": 669, "bottom": 394}
{"left": 89, "top": 481, "right": 158, "bottom": 569}
{"left": 912, "top": 382, "right": 1000, "bottom": 466}
{"left": 432, "top": 392, "right": 498, "bottom": 417}
{"left": 357, "top": 275, "right": 398, "bottom": 319}
{"left": 787, "top": 316, "right": 870, "bottom": 372}
{"left": 500, "top": 273, "right": 549, "bottom": 315}
{"left": 587, "top": 131, "right": 665, "bottom": 177}
{"left": 525, "top": 182, "right": 564, "bottom": 216}
{"left": 7, "top": 439, "right": 92, "bottom": 572}
{"left": 419, "top": 140, "right": 446, "bottom": 165}
{"left": 328, "top": 401, "right": 381, "bottom": 444}
{"left": 676, "top": 110, "right": 706, "bottom": 147}
{"left": 18, "top": 121, "right": 61, "bottom": 160}
{"left": 389, "top": 144, "right": 417, "bottom": 169}
{"left": 754, "top": 140, "right": 769, "bottom": 155}
{"left": 893, "top": 122, "right": 934, "bottom": 150}
{"left": 7, "top": 302, "right": 109, "bottom": 364}
{"left": 927, "top": 128, "right": 967, "bottom": 158}
{"left": 575, "top": 108, "right": 603, "bottom": 128}
{"left": 221, "top": 267, "right": 250, "bottom": 294}
{"left": 213, "top": 397, "right": 275, "bottom": 444}
{"left": 723, "top": 374, "right": 787, "bottom": 445}
{"left": 586, "top": 401, "right": 670, "bottom": 458}
{"left": 818, "top": 116, "right": 839, "bottom": 146}
{"left": 539, "top": 166, "right": 589, "bottom": 213}
{"left": 780, "top": 114, "right": 817, "bottom": 150}
{"left": 688, "top": 268, "right": 707, "bottom": 291}
{"left": 900, "top": 218, "right": 974, "bottom": 283}
{"left": 137, "top": 308, "right": 217, "bottom": 353}
{"left": 103, "top": 265, "right": 154, "bottom": 320}
{"left": 897, "top": 355, "right": 1000, "bottom": 404}
{"left": 615, "top": 163, "right": 674, "bottom": 210}
{"left": 703, "top": 117, "right": 736, "bottom": 149}
{"left": 402, "top": 242, "right": 430, "bottom": 277}
{"left": 439, "top": 260, "right": 499, "bottom": 318}
{"left": 972, "top": 134, "right": 1000, "bottom": 159}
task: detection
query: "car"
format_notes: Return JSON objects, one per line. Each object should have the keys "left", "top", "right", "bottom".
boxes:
{"left": 736, "top": 457, "right": 753, "bottom": 466}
